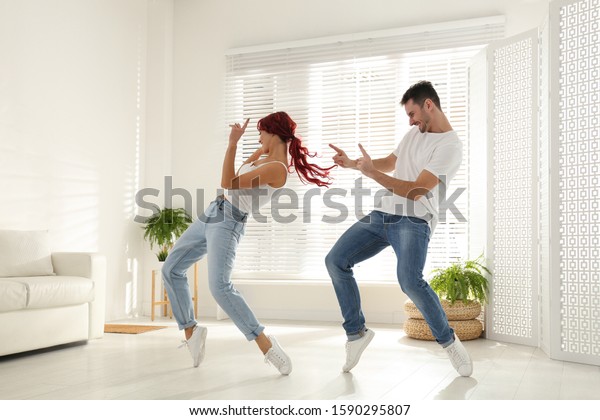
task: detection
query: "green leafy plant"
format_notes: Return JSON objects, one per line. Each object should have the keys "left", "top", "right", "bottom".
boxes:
{"left": 429, "top": 255, "right": 491, "bottom": 305}
{"left": 143, "top": 207, "right": 192, "bottom": 261}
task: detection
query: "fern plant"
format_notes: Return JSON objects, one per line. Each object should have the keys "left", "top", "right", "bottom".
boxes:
{"left": 143, "top": 207, "right": 192, "bottom": 261}
{"left": 429, "top": 255, "right": 491, "bottom": 305}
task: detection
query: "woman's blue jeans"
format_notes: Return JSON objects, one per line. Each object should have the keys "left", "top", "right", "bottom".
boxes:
{"left": 325, "top": 211, "right": 454, "bottom": 346}
{"left": 161, "top": 196, "right": 265, "bottom": 341}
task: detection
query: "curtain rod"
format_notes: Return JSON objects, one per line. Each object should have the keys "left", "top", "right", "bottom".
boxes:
{"left": 226, "top": 15, "right": 505, "bottom": 56}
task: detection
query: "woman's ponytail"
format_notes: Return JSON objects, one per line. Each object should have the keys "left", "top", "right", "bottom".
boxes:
{"left": 288, "top": 136, "right": 333, "bottom": 187}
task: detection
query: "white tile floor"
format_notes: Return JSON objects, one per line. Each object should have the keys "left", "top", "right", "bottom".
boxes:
{"left": 1, "top": 317, "right": 599, "bottom": 402}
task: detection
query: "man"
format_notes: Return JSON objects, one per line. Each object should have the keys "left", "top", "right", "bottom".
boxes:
{"left": 326, "top": 80, "right": 472, "bottom": 376}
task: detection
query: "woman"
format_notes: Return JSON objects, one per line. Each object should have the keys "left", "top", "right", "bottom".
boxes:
{"left": 162, "top": 112, "right": 332, "bottom": 375}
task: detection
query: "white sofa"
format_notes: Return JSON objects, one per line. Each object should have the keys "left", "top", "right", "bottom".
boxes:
{"left": 0, "top": 230, "right": 106, "bottom": 357}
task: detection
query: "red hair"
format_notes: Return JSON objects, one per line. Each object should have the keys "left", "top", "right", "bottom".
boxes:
{"left": 257, "top": 112, "right": 334, "bottom": 187}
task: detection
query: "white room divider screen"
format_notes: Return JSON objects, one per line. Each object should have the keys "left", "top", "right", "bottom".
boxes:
{"left": 486, "top": 0, "right": 600, "bottom": 366}
{"left": 545, "top": 0, "right": 600, "bottom": 365}
{"left": 486, "top": 30, "right": 539, "bottom": 347}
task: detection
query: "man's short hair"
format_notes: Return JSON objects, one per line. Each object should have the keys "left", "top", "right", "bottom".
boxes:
{"left": 400, "top": 80, "right": 442, "bottom": 110}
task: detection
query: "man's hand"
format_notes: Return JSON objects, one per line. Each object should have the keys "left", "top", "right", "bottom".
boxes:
{"left": 329, "top": 144, "right": 358, "bottom": 169}
{"left": 228, "top": 118, "right": 250, "bottom": 147}
{"left": 356, "top": 144, "right": 375, "bottom": 176}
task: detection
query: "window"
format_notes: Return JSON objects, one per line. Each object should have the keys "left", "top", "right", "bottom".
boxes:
{"left": 225, "top": 18, "right": 504, "bottom": 281}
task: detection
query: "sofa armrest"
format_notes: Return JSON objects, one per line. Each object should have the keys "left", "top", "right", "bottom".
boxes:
{"left": 52, "top": 252, "right": 101, "bottom": 278}
{"left": 51, "top": 253, "right": 106, "bottom": 339}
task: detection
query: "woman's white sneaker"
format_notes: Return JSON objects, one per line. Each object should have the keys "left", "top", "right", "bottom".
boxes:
{"left": 179, "top": 325, "right": 207, "bottom": 368}
{"left": 264, "top": 335, "right": 292, "bottom": 375}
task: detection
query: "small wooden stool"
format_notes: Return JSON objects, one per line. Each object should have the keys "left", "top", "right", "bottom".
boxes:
{"left": 151, "top": 262, "right": 198, "bottom": 321}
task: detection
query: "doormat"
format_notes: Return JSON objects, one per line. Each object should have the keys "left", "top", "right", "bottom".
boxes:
{"left": 104, "top": 324, "right": 168, "bottom": 334}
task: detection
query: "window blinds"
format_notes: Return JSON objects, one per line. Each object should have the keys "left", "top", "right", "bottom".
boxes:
{"left": 224, "top": 17, "right": 505, "bottom": 281}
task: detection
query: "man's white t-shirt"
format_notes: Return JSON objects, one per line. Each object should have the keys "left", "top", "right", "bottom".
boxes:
{"left": 374, "top": 126, "right": 463, "bottom": 235}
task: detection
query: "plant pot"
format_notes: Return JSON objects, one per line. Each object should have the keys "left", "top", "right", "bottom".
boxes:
{"left": 404, "top": 299, "right": 481, "bottom": 321}
{"left": 403, "top": 299, "right": 483, "bottom": 341}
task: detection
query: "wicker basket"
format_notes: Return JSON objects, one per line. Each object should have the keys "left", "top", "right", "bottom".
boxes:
{"left": 404, "top": 318, "right": 483, "bottom": 341}
{"left": 404, "top": 299, "right": 481, "bottom": 321}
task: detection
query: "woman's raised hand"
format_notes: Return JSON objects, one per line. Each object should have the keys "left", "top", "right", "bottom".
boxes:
{"left": 329, "top": 144, "right": 356, "bottom": 169}
{"left": 228, "top": 118, "right": 250, "bottom": 146}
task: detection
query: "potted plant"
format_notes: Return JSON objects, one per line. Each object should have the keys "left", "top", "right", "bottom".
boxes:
{"left": 143, "top": 206, "right": 192, "bottom": 320}
{"left": 428, "top": 255, "right": 490, "bottom": 305}
{"left": 143, "top": 206, "right": 192, "bottom": 261}
{"left": 404, "top": 255, "right": 491, "bottom": 341}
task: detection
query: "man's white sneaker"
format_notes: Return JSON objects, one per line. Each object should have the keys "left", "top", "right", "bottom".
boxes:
{"left": 179, "top": 325, "right": 207, "bottom": 368}
{"left": 264, "top": 335, "right": 292, "bottom": 375}
{"left": 342, "top": 329, "right": 375, "bottom": 373}
{"left": 445, "top": 335, "right": 473, "bottom": 377}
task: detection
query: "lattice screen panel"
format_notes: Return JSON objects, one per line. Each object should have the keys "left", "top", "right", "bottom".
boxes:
{"left": 551, "top": 0, "right": 600, "bottom": 363}
{"left": 487, "top": 31, "right": 538, "bottom": 345}
{"left": 539, "top": 17, "right": 552, "bottom": 355}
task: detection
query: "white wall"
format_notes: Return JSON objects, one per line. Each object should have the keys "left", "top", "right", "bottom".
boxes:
{"left": 139, "top": 0, "right": 176, "bottom": 317}
{"left": 169, "top": 0, "right": 552, "bottom": 323}
{"left": 0, "top": 0, "right": 152, "bottom": 321}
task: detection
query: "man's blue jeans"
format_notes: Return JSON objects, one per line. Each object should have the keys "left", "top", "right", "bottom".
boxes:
{"left": 162, "top": 196, "right": 265, "bottom": 341}
{"left": 325, "top": 211, "right": 454, "bottom": 346}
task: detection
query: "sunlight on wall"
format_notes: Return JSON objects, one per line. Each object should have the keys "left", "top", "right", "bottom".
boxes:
{"left": 0, "top": 130, "right": 100, "bottom": 253}
{"left": 50, "top": 156, "right": 100, "bottom": 251}
{"left": 123, "top": 20, "right": 146, "bottom": 316}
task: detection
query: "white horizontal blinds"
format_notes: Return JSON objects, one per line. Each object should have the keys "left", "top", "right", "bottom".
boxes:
{"left": 225, "top": 18, "right": 505, "bottom": 281}
{"left": 309, "top": 51, "right": 400, "bottom": 280}
{"left": 405, "top": 51, "right": 474, "bottom": 270}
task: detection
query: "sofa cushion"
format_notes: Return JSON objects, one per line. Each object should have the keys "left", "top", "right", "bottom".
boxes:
{"left": 25, "top": 276, "right": 95, "bottom": 309}
{"left": 0, "top": 280, "right": 28, "bottom": 312}
{"left": 0, "top": 276, "right": 95, "bottom": 312}
{"left": 0, "top": 230, "right": 55, "bottom": 277}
